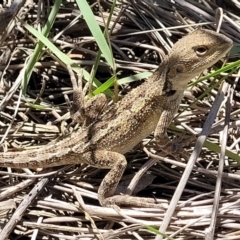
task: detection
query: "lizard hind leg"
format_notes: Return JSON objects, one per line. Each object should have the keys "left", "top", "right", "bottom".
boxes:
{"left": 81, "top": 150, "right": 127, "bottom": 207}
{"left": 67, "top": 64, "right": 86, "bottom": 124}
{"left": 82, "top": 150, "right": 161, "bottom": 208}
{"left": 67, "top": 65, "right": 108, "bottom": 126}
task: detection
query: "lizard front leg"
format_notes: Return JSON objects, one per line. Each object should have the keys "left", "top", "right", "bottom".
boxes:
{"left": 154, "top": 108, "right": 191, "bottom": 159}
{"left": 154, "top": 109, "right": 174, "bottom": 148}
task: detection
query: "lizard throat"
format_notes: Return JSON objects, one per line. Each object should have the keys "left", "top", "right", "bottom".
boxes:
{"left": 163, "top": 75, "right": 176, "bottom": 96}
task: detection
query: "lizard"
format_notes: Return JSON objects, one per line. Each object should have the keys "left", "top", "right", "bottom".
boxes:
{"left": 0, "top": 29, "right": 233, "bottom": 208}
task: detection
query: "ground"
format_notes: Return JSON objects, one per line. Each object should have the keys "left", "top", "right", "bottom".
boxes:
{"left": 0, "top": 0, "right": 240, "bottom": 239}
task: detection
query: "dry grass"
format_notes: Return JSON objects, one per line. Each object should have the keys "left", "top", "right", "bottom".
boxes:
{"left": 0, "top": 0, "right": 240, "bottom": 239}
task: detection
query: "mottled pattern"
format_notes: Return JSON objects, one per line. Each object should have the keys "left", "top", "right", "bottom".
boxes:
{"left": 0, "top": 29, "right": 233, "bottom": 207}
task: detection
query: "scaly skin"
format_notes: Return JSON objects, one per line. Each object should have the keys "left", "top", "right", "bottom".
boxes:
{"left": 0, "top": 29, "right": 233, "bottom": 207}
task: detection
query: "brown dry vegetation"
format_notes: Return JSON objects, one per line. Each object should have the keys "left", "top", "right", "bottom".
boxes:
{"left": 0, "top": 0, "right": 240, "bottom": 239}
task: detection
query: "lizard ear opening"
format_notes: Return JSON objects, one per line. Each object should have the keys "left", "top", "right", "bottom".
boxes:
{"left": 195, "top": 46, "right": 208, "bottom": 56}
{"left": 176, "top": 64, "right": 186, "bottom": 73}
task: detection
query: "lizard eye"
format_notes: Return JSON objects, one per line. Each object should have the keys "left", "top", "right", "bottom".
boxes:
{"left": 196, "top": 46, "right": 208, "bottom": 55}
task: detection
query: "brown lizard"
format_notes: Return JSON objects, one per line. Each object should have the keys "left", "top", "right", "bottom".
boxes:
{"left": 0, "top": 29, "right": 233, "bottom": 208}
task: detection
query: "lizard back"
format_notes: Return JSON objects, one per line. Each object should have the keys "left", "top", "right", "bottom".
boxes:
{"left": 0, "top": 29, "right": 233, "bottom": 168}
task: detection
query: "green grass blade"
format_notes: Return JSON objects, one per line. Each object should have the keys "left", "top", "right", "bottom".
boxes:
{"left": 22, "top": 0, "right": 62, "bottom": 95}
{"left": 189, "top": 60, "right": 240, "bottom": 87}
{"left": 204, "top": 141, "right": 240, "bottom": 162}
{"left": 75, "top": 0, "right": 114, "bottom": 69}
{"left": 23, "top": 24, "right": 113, "bottom": 96}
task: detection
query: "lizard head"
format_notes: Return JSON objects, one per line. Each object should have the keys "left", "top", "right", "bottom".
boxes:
{"left": 166, "top": 29, "right": 233, "bottom": 91}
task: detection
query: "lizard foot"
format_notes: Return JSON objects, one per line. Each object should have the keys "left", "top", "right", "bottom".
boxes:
{"left": 160, "top": 135, "right": 196, "bottom": 160}
{"left": 102, "top": 195, "right": 164, "bottom": 209}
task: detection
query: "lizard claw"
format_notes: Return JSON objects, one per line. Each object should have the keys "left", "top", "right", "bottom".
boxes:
{"left": 160, "top": 135, "right": 196, "bottom": 160}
